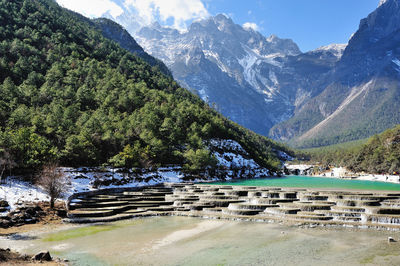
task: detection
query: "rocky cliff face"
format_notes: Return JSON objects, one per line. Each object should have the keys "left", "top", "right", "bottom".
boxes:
{"left": 271, "top": 0, "right": 400, "bottom": 147}
{"left": 93, "top": 18, "right": 171, "bottom": 77}
{"left": 135, "top": 15, "right": 342, "bottom": 135}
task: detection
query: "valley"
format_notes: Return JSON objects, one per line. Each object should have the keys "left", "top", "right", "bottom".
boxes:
{"left": 1, "top": 0, "right": 400, "bottom": 265}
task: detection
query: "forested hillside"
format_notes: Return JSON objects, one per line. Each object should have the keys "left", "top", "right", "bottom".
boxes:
{"left": 0, "top": 0, "right": 291, "bottom": 174}
{"left": 307, "top": 125, "right": 400, "bottom": 174}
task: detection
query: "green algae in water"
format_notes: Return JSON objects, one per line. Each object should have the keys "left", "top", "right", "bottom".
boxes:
{"left": 211, "top": 175, "right": 400, "bottom": 191}
{"left": 41, "top": 219, "right": 146, "bottom": 242}
{"left": 42, "top": 224, "right": 119, "bottom": 242}
{"left": 7, "top": 217, "right": 400, "bottom": 265}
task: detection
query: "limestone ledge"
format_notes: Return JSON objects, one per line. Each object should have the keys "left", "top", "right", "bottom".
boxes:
{"left": 64, "top": 183, "right": 400, "bottom": 230}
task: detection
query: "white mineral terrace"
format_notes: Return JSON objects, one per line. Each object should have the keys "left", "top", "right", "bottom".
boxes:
{"left": 65, "top": 183, "right": 400, "bottom": 230}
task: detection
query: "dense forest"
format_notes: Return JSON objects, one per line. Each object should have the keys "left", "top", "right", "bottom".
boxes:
{"left": 306, "top": 125, "right": 400, "bottom": 174}
{"left": 0, "top": 0, "right": 292, "bottom": 176}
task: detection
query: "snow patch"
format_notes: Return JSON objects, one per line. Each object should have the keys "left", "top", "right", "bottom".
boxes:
{"left": 0, "top": 167, "right": 186, "bottom": 211}
{"left": 209, "top": 139, "right": 271, "bottom": 178}
{"left": 0, "top": 179, "right": 49, "bottom": 211}
{"left": 392, "top": 58, "right": 400, "bottom": 72}
{"left": 314, "top": 44, "right": 347, "bottom": 58}
{"left": 1, "top": 139, "right": 278, "bottom": 212}
{"left": 203, "top": 49, "right": 230, "bottom": 73}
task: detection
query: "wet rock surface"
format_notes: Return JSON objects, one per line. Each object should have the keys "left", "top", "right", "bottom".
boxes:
{"left": 65, "top": 183, "right": 400, "bottom": 229}
{"left": 32, "top": 250, "right": 52, "bottom": 261}
{"left": 0, "top": 205, "right": 45, "bottom": 228}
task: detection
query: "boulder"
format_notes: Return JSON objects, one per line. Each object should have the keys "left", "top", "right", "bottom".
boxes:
{"left": 0, "top": 200, "right": 9, "bottom": 208}
{"left": 388, "top": 237, "right": 396, "bottom": 243}
{"left": 32, "top": 251, "right": 52, "bottom": 261}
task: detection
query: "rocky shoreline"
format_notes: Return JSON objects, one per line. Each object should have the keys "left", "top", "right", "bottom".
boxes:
{"left": 0, "top": 248, "right": 67, "bottom": 265}
{"left": 285, "top": 164, "right": 400, "bottom": 184}
{"left": 0, "top": 202, "right": 66, "bottom": 230}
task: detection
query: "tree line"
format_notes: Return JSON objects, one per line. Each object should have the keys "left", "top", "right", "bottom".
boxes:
{"left": 0, "top": 0, "right": 292, "bottom": 179}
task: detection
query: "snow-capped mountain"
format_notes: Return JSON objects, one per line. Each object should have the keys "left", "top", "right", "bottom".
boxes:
{"left": 91, "top": 0, "right": 400, "bottom": 148}
{"left": 271, "top": 0, "right": 400, "bottom": 147}
{"left": 133, "top": 14, "right": 343, "bottom": 135}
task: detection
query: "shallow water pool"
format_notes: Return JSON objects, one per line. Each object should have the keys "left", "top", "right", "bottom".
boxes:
{"left": 211, "top": 175, "right": 400, "bottom": 191}
{"left": 2, "top": 216, "right": 400, "bottom": 265}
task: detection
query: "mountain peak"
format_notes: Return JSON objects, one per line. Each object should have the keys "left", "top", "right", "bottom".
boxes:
{"left": 379, "top": 0, "right": 388, "bottom": 7}
{"left": 214, "top": 13, "right": 231, "bottom": 22}
{"left": 267, "top": 34, "right": 278, "bottom": 41}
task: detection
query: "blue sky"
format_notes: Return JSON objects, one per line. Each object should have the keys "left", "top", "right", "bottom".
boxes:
{"left": 204, "top": 0, "right": 380, "bottom": 51}
{"left": 57, "top": 0, "right": 380, "bottom": 52}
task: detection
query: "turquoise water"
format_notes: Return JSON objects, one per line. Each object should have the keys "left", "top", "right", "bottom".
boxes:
{"left": 211, "top": 175, "right": 400, "bottom": 191}
{"left": 4, "top": 216, "right": 400, "bottom": 265}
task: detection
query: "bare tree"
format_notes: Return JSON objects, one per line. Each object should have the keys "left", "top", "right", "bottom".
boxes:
{"left": 37, "top": 164, "right": 66, "bottom": 209}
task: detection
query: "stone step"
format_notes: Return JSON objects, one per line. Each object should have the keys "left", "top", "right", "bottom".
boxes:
{"left": 130, "top": 201, "right": 173, "bottom": 206}
{"left": 249, "top": 198, "right": 299, "bottom": 205}
{"left": 293, "top": 203, "right": 333, "bottom": 212}
{"left": 173, "top": 200, "right": 197, "bottom": 206}
{"left": 123, "top": 209, "right": 149, "bottom": 215}
{"left": 362, "top": 214, "right": 400, "bottom": 224}
{"left": 264, "top": 207, "right": 301, "bottom": 215}
{"left": 199, "top": 199, "right": 245, "bottom": 207}
{"left": 247, "top": 191, "right": 262, "bottom": 197}
{"left": 381, "top": 200, "right": 400, "bottom": 207}
{"left": 221, "top": 190, "right": 248, "bottom": 197}
{"left": 279, "top": 192, "right": 298, "bottom": 199}
{"left": 300, "top": 195, "right": 329, "bottom": 201}
{"left": 332, "top": 216, "right": 362, "bottom": 222}
{"left": 183, "top": 204, "right": 216, "bottom": 211}
{"left": 142, "top": 206, "right": 175, "bottom": 212}
{"left": 173, "top": 207, "right": 191, "bottom": 212}
{"left": 261, "top": 192, "right": 280, "bottom": 198}
{"left": 330, "top": 206, "right": 366, "bottom": 213}
{"left": 199, "top": 195, "right": 239, "bottom": 200}
{"left": 316, "top": 210, "right": 362, "bottom": 218}
{"left": 72, "top": 196, "right": 118, "bottom": 203}
{"left": 222, "top": 209, "right": 262, "bottom": 216}
{"left": 227, "top": 203, "right": 278, "bottom": 211}
{"left": 336, "top": 200, "right": 381, "bottom": 207}
{"left": 67, "top": 209, "right": 115, "bottom": 218}
{"left": 65, "top": 212, "right": 150, "bottom": 223}
{"left": 69, "top": 200, "right": 130, "bottom": 209}
{"left": 336, "top": 195, "right": 397, "bottom": 201}
{"left": 376, "top": 208, "right": 400, "bottom": 215}
{"left": 285, "top": 214, "right": 333, "bottom": 221}
{"left": 296, "top": 211, "right": 326, "bottom": 217}
{"left": 166, "top": 195, "right": 199, "bottom": 200}
{"left": 202, "top": 208, "right": 223, "bottom": 214}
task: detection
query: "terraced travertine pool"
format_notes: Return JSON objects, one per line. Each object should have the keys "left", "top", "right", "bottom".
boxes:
{"left": 211, "top": 175, "right": 400, "bottom": 191}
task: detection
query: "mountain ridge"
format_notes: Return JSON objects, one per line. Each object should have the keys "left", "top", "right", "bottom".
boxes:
{"left": 271, "top": 0, "right": 400, "bottom": 148}
{"left": 134, "top": 14, "right": 340, "bottom": 136}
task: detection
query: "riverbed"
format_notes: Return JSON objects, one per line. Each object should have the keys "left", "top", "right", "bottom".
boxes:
{"left": 2, "top": 216, "right": 400, "bottom": 265}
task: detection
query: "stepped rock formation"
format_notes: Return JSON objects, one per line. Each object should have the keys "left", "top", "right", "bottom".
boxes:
{"left": 66, "top": 183, "right": 400, "bottom": 230}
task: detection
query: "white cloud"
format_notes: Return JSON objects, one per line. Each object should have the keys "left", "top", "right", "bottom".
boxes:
{"left": 243, "top": 22, "right": 259, "bottom": 31}
{"left": 57, "top": 0, "right": 124, "bottom": 18}
{"left": 123, "top": 0, "right": 209, "bottom": 30}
